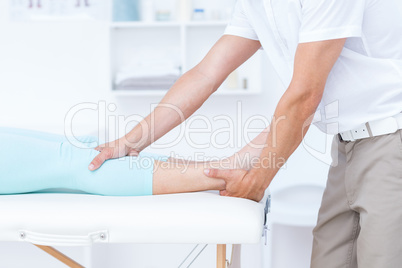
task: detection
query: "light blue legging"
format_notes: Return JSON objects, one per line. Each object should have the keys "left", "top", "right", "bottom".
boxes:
{"left": 0, "top": 127, "right": 168, "bottom": 196}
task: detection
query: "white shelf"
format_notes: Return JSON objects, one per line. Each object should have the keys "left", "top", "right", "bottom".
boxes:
{"left": 112, "top": 89, "right": 169, "bottom": 97}
{"left": 111, "top": 21, "right": 182, "bottom": 28}
{"left": 110, "top": 20, "right": 229, "bottom": 29}
{"left": 111, "top": 89, "right": 259, "bottom": 97}
{"left": 185, "top": 20, "right": 229, "bottom": 27}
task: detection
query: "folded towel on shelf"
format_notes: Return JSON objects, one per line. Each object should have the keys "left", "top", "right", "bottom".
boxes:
{"left": 115, "top": 61, "right": 181, "bottom": 90}
{"left": 116, "top": 75, "right": 179, "bottom": 90}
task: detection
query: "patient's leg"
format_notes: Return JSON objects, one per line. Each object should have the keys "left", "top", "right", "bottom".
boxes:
{"left": 0, "top": 130, "right": 160, "bottom": 196}
{"left": 0, "top": 128, "right": 224, "bottom": 196}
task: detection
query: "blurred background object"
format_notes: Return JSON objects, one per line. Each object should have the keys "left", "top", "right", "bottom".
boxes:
{"left": 9, "top": 0, "right": 109, "bottom": 21}
{"left": 113, "top": 0, "right": 139, "bottom": 21}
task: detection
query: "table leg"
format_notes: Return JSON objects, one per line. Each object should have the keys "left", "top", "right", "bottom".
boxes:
{"left": 33, "top": 244, "right": 84, "bottom": 268}
{"left": 217, "top": 244, "right": 226, "bottom": 268}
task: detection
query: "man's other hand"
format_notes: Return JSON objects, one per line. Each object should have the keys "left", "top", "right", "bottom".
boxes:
{"left": 88, "top": 137, "right": 140, "bottom": 171}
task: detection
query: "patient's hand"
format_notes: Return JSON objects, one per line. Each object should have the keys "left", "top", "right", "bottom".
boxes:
{"left": 88, "top": 137, "right": 140, "bottom": 171}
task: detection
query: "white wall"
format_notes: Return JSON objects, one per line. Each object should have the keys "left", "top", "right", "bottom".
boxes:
{"left": 0, "top": 1, "right": 330, "bottom": 267}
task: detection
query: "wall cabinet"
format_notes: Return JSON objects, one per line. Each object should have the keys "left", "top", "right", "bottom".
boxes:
{"left": 110, "top": 20, "right": 263, "bottom": 96}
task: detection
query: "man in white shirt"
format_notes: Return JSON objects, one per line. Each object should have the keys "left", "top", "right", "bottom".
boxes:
{"left": 89, "top": 0, "right": 402, "bottom": 266}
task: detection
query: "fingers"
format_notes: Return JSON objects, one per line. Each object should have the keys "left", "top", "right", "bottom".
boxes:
{"left": 204, "top": 168, "right": 232, "bottom": 180}
{"left": 204, "top": 168, "right": 247, "bottom": 181}
{"left": 88, "top": 148, "right": 113, "bottom": 171}
{"left": 255, "top": 193, "right": 265, "bottom": 202}
{"left": 219, "top": 190, "right": 228, "bottom": 196}
{"left": 210, "top": 169, "right": 266, "bottom": 202}
{"left": 94, "top": 143, "right": 106, "bottom": 151}
{"left": 127, "top": 149, "right": 140, "bottom": 157}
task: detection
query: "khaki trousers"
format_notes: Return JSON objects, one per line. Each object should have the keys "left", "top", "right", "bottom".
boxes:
{"left": 311, "top": 130, "right": 402, "bottom": 268}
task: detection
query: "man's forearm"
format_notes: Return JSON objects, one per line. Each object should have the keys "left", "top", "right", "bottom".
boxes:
{"left": 251, "top": 39, "right": 346, "bottom": 191}
{"left": 252, "top": 88, "right": 321, "bottom": 190}
{"left": 229, "top": 128, "right": 270, "bottom": 170}
{"left": 124, "top": 66, "right": 218, "bottom": 151}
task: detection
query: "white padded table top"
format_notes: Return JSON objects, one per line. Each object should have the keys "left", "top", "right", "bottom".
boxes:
{"left": 0, "top": 192, "right": 267, "bottom": 246}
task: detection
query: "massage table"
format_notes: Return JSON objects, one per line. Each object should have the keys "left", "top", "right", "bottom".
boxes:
{"left": 0, "top": 190, "right": 270, "bottom": 267}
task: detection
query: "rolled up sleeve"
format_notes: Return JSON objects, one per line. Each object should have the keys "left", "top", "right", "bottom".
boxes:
{"left": 299, "top": 0, "right": 366, "bottom": 43}
{"left": 224, "top": 0, "right": 259, "bottom": 41}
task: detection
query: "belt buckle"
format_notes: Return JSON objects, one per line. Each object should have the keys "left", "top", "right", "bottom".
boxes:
{"left": 340, "top": 131, "right": 355, "bottom": 142}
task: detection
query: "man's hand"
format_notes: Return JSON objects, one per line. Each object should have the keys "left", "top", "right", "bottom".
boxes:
{"left": 88, "top": 137, "right": 140, "bottom": 171}
{"left": 204, "top": 169, "right": 266, "bottom": 202}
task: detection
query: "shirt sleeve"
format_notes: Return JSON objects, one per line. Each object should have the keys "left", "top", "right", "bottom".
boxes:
{"left": 299, "top": 0, "right": 366, "bottom": 43}
{"left": 224, "top": 0, "right": 259, "bottom": 41}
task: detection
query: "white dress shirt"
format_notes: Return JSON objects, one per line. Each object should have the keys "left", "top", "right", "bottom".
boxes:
{"left": 224, "top": 0, "right": 402, "bottom": 134}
